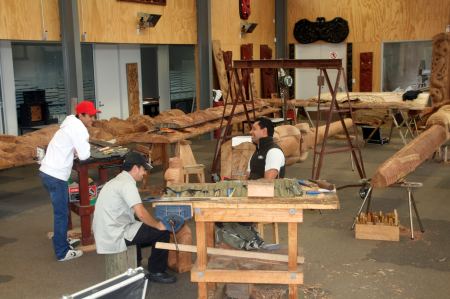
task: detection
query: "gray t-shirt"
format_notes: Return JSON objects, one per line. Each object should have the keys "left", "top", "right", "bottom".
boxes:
{"left": 93, "top": 171, "right": 143, "bottom": 254}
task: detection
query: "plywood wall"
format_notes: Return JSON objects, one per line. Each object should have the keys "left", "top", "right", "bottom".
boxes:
{"left": 0, "top": 0, "right": 60, "bottom": 41}
{"left": 287, "top": 0, "right": 450, "bottom": 91}
{"left": 77, "top": 0, "right": 196, "bottom": 44}
{"left": 211, "top": 0, "right": 276, "bottom": 95}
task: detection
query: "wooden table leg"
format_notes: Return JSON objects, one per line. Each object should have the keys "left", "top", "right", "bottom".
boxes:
{"left": 78, "top": 164, "right": 94, "bottom": 245}
{"left": 288, "top": 222, "right": 298, "bottom": 299}
{"left": 206, "top": 222, "right": 216, "bottom": 292}
{"left": 196, "top": 221, "right": 208, "bottom": 299}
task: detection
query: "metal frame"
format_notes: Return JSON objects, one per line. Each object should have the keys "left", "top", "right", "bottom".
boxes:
{"left": 211, "top": 59, "right": 362, "bottom": 179}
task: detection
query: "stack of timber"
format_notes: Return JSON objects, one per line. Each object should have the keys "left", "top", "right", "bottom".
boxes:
{"left": 355, "top": 210, "right": 399, "bottom": 241}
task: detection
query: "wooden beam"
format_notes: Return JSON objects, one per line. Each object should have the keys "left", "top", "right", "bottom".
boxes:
{"left": 155, "top": 242, "right": 305, "bottom": 264}
{"left": 191, "top": 266, "right": 303, "bottom": 284}
{"left": 233, "top": 59, "right": 342, "bottom": 69}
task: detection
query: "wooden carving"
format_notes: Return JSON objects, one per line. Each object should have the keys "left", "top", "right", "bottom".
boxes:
{"left": 371, "top": 125, "right": 447, "bottom": 188}
{"left": 429, "top": 33, "right": 450, "bottom": 106}
{"left": 239, "top": 0, "right": 251, "bottom": 20}
{"left": 212, "top": 40, "right": 230, "bottom": 101}
{"left": 168, "top": 224, "right": 192, "bottom": 273}
{"left": 360, "top": 52, "right": 373, "bottom": 92}
{"left": 219, "top": 119, "right": 353, "bottom": 179}
{"left": 260, "top": 45, "right": 277, "bottom": 98}
{"left": 293, "top": 17, "right": 349, "bottom": 44}
{"left": 126, "top": 63, "right": 140, "bottom": 117}
{"left": 240, "top": 44, "right": 253, "bottom": 101}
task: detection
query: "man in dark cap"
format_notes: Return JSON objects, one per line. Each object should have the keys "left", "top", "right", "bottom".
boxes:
{"left": 93, "top": 151, "right": 176, "bottom": 284}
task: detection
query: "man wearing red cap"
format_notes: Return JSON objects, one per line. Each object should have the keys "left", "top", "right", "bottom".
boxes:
{"left": 39, "top": 100, "right": 100, "bottom": 261}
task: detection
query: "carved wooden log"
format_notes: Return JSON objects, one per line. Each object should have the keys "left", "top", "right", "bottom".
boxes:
{"left": 220, "top": 119, "right": 353, "bottom": 178}
{"left": 167, "top": 224, "right": 192, "bottom": 273}
{"left": 429, "top": 33, "right": 449, "bottom": 106}
{"left": 371, "top": 125, "right": 448, "bottom": 188}
{"left": 426, "top": 104, "right": 450, "bottom": 136}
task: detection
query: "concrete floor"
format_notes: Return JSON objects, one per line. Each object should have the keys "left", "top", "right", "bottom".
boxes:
{"left": 0, "top": 134, "right": 449, "bottom": 298}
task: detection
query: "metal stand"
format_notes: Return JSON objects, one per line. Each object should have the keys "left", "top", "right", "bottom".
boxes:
{"left": 311, "top": 67, "right": 366, "bottom": 180}
{"left": 211, "top": 59, "right": 346, "bottom": 179}
{"left": 351, "top": 181, "right": 425, "bottom": 239}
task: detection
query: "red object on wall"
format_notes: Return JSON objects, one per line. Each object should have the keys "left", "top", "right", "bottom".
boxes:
{"left": 239, "top": 0, "right": 251, "bottom": 20}
{"left": 360, "top": 52, "right": 373, "bottom": 92}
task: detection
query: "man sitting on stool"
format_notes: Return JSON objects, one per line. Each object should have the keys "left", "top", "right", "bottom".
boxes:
{"left": 93, "top": 152, "right": 176, "bottom": 284}
{"left": 247, "top": 117, "right": 285, "bottom": 180}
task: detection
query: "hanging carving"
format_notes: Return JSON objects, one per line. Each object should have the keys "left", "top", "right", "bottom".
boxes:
{"left": 293, "top": 17, "right": 349, "bottom": 44}
{"left": 239, "top": 0, "right": 251, "bottom": 20}
{"left": 118, "top": 0, "right": 166, "bottom": 5}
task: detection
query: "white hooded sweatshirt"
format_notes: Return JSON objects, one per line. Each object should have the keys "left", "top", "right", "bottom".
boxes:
{"left": 39, "top": 115, "right": 91, "bottom": 181}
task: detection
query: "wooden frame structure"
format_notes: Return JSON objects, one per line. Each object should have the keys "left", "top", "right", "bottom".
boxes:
{"left": 211, "top": 58, "right": 366, "bottom": 181}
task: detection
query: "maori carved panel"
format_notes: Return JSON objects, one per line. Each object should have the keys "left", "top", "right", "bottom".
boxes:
{"left": 240, "top": 44, "right": 253, "bottom": 101}
{"left": 430, "top": 33, "right": 450, "bottom": 106}
{"left": 126, "top": 63, "right": 140, "bottom": 117}
{"left": 260, "top": 45, "right": 276, "bottom": 98}
{"left": 360, "top": 52, "right": 373, "bottom": 92}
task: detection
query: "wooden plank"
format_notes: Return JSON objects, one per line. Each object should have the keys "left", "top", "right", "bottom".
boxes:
{"left": 233, "top": 59, "right": 342, "bottom": 69}
{"left": 355, "top": 224, "right": 399, "bottom": 241}
{"left": 196, "top": 222, "right": 207, "bottom": 270}
{"left": 288, "top": 223, "right": 298, "bottom": 271}
{"left": 194, "top": 208, "right": 303, "bottom": 223}
{"left": 288, "top": 222, "right": 298, "bottom": 299}
{"left": 191, "top": 266, "right": 303, "bottom": 285}
{"left": 126, "top": 63, "right": 140, "bottom": 117}
{"left": 155, "top": 242, "right": 305, "bottom": 264}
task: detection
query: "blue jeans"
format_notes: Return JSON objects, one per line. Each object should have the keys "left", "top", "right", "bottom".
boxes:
{"left": 39, "top": 171, "right": 70, "bottom": 259}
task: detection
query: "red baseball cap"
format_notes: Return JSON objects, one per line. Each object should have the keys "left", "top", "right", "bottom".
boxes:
{"left": 75, "top": 100, "right": 101, "bottom": 116}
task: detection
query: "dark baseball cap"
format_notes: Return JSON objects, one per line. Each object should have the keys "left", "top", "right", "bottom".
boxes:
{"left": 123, "top": 151, "right": 153, "bottom": 171}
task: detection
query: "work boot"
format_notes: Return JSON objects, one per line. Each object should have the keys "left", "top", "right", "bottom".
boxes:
{"left": 146, "top": 271, "right": 176, "bottom": 284}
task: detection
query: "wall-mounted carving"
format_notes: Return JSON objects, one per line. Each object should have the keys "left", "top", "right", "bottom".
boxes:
{"left": 293, "top": 17, "right": 349, "bottom": 44}
{"left": 118, "top": 0, "right": 166, "bottom": 5}
{"left": 239, "top": 0, "right": 251, "bottom": 20}
{"left": 430, "top": 33, "right": 450, "bottom": 106}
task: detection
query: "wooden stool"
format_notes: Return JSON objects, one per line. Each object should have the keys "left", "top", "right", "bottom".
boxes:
{"left": 257, "top": 222, "right": 280, "bottom": 244}
{"left": 105, "top": 245, "right": 137, "bottom": 279}
{"left": 183, "top": 164, "right": 205, "bottom": 183}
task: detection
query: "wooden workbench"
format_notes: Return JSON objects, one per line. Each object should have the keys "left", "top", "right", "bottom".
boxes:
{"left": 159, "top": 193, "right": 339, "bottom": 299}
